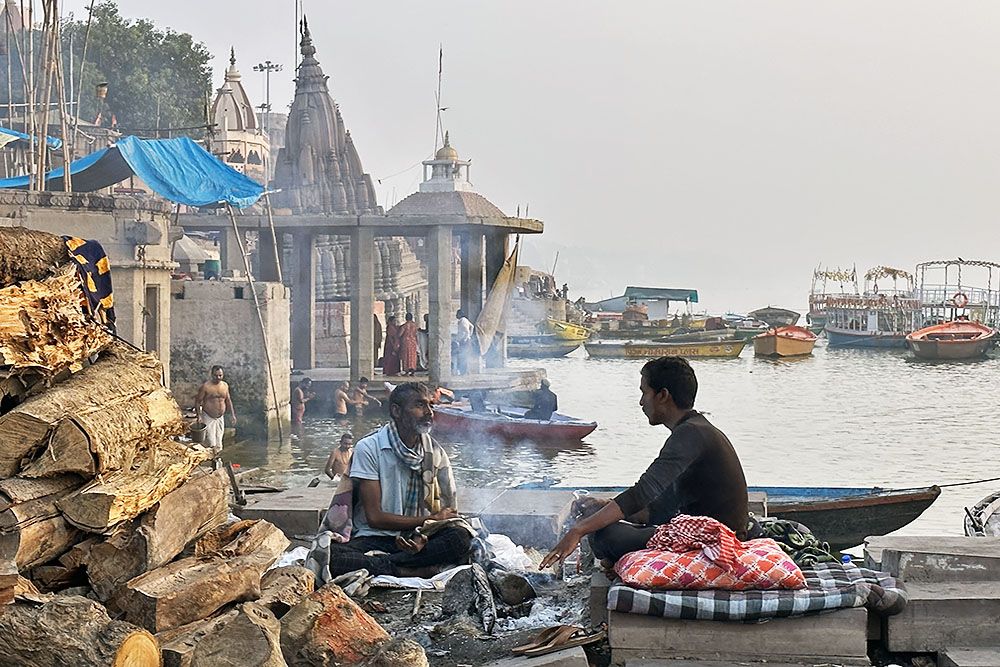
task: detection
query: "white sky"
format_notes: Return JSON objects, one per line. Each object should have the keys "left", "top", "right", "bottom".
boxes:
{"left": 62, "top": 1, "right": 1000, "bottom": 313}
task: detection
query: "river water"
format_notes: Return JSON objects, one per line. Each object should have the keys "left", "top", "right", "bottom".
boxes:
{"left": 226, "top": 340, "right": 1000, "bottom": 539}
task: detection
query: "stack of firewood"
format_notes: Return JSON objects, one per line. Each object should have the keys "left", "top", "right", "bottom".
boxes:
{"left": 0, "top": 227, "right": 303, "bottom": 666}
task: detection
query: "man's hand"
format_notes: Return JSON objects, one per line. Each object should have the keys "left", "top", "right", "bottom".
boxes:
{"left": 230, "top": 415, "right": 238, "bottom": 425}
{"left": 429, "top": 507, "right": 458, "bottom": 522}
{"left": 540, "top": 528, "right": 583, "bottom": 570}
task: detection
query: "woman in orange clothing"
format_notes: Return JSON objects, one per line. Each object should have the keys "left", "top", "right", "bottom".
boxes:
{"left": 382, "top": 315, "right": 401, "bottom": 376}
{"left": 399, "top": 312, "right": 420, "bottom": 376}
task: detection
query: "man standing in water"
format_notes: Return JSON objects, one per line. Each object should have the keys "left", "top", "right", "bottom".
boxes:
{"left": 324, "top": 433, "right": 355, "bottom": 481}
{"left": 194, "top": 365, "right": 237, "bottom": 453}
{"left": 291, "top": 377, "right": 314, "bottom": 438}
{"left": 541, "top": 356, "right": 748, "bottom": 570}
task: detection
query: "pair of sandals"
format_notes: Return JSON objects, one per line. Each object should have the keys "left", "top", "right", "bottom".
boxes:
{"left": 512, "top": 624, "right": 606, "bottom": 657}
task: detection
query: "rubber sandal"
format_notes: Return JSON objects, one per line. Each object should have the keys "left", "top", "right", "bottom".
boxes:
{"left": 522, "top": 627, "right": 606, "bottom": 657}
{"left": 511, "top": 625, "right": 573, "bottom": 655}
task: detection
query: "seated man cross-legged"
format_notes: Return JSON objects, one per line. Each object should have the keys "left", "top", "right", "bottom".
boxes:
{"left": 541, "top": 356, "right": 749, "bottom": 570}
{"left": 327, "top": 382, "right": 472, "bottom": 578}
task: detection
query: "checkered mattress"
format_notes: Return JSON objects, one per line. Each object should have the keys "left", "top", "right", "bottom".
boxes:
{"left": 607, "top": 562, "right": 907, "bottom": 621}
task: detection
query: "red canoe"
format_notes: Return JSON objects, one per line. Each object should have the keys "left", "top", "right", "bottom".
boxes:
{"left": 906, "top": 320, "right": 997, "bottom": 360}
{"left": 432, "top": 406, "right": 597, "bottom": 442}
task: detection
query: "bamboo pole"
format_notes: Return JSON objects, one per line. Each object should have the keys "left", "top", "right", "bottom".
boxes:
{"left": 52, "top": 1, "right": 68, "bottom": 191}
{"left": 263, "top": 193, "right": 283, "bottom": 284}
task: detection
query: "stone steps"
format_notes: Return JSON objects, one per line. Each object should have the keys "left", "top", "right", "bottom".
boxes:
{"left": 938, "top": 647, "right": 1000, "bottom": 667}
{"left": 885, "top": 582, "right": 1000, "bottom": 653}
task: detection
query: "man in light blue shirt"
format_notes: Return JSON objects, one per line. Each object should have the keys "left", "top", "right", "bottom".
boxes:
{"left": 327, "top": 383, "right": 472, "bottom": 577}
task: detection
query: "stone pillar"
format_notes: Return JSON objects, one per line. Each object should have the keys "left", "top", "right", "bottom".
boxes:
{"left": 427, "top": 225, "right": 453, "bottom": 385}
{"left": 350, "top": 227, "right": 375, "bottom": 381}
{"left": 259, "top": 230, "right": 281, "bottom": 282}
{"left": 219, "top": 228, "right": 245, "bottom": 275}
{"left": 291, "top": 232, "right": 316, "bottom": 370}
{"left": 460, "top": 232, "right": 485, "bottom": 321}
{"left": 484, "top": 231, "right": 510, "bottom": 369}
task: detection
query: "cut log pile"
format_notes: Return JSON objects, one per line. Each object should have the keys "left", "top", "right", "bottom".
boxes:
{"left": 0, "top": 227, "right": 422, "bottom": 666}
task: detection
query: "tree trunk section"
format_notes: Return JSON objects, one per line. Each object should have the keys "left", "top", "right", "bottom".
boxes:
{"left": 279, "top": 584, "right": 389, "bottom": 666}
{"left": 56, "top": 439, "right": 211, "bottom": 534}
{"left": 0, "top": 265, "right": 112, "bottom": 378}
{"left": 116, "top": 520, "right": 289, "bottom": 633}
{"left": 87, "top": 468, "right": 229, "bottom": 601}
{"left": 258, "top": 566, "right": 315, "bottom": 619}
{"left": 0, "top": 342, "right": 183, "bottom": 479}
{"left": 0, "top": 227, "right": 69, "bottom": 286}
{"left": 158, "top": 602, "right": 287, "bottom": 667}
{"left": 0, "top": 558, "right": 16, "bottom": 605}
{"left": 0, "top": 475, "right": 84, "bottom": 569}
{"left": 0, "top": 595, "right": 159, "bottom": 666}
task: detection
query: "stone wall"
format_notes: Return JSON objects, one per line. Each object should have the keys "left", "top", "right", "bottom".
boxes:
{"left": 0, "top": 191, "right": 177, "bottom": 381}
{"left": 170, "top": 279, "right": 291, "bottom": 440}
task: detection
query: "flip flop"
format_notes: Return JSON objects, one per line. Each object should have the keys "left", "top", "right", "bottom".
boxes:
{"left": 511, "top": 625, "right": 574, "bottom": 655}
{"left": 522, "top": 626, "right": 606, "bottom": 657}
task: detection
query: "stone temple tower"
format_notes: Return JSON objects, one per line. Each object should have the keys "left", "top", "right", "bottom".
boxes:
{"left": 272, "top": 18, "right": 380, "bottom": 214}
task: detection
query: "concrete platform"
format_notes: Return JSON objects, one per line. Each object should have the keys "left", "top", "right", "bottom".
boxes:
{"left": 875, "top": 537, "right": 1000, "bottom": 583}
{"left": 626, "top": 661, "right": 859, "bottom": 666}
{"left": 481, "top": 646, "right": 589, "bottom": 666}
{"left": 608, "top": 607, "right": 869, "bottom": 665}
{"left": 885, "top": 582, "right": 1000, "bottom": 652}
{"left": 939, "top": 647, "right": 1000, "bottom": 667}
{"left": 590, "top": 571, "right": 612, "bottom": 626}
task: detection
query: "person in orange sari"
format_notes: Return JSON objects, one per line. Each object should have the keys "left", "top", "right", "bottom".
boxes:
{"left": 382, "top": 315, "right": 401, "bottom": 376}
{"left": 399, "top": 312, "right": 420, "bottom": 376}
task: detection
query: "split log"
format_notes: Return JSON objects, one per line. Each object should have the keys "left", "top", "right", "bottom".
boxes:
{"left": 0, "top": 477, "right": 84, "bottom": 569}
{"left": 0, "top": 558, "right": 16, "bottom": 605}
{"left": 0, "top": 595, "right": 159, "bottom": 666}
{"left": 0, "top": 227, "right": 69, "bottom": 286}
{"left": 116, "top": 519, "right": 289, "bottom": 633}
{"left": 0, "top": 343, "right": 184, "bottom": 479}
{"left": 0, "top": 264, "right": 112, "bottom": 379}
{"left": 258, "top": 566, "right": 316, "bottom": 618}
{"left": 86, "top": 468, "right": 229, "bottom": 601}
{"left": 56, "top": 439, "right": 211, "bottom": 533}
{"left": 279, "top": 584, "right": 390, "bottom": 666}
{"left": 158, "top": 602, "right": 287, "bottom": 667}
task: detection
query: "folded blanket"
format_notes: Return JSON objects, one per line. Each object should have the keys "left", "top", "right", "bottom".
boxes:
{"left": 608, "top": 561, "right": 907, "bottom": 621}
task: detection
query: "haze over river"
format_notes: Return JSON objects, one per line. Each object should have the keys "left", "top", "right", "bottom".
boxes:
{"left": 228, "top": 341, "right": 1000, "bottom": 540}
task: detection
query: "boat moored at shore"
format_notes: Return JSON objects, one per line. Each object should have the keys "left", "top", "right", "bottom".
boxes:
{"left": 753, "top": 325, "right": 818, "bottom": 357}
{"left": 906, "top": 320, "right": 997, "bottom": 360}
{"left": 585, "top": 338, "right": 748, "bottom": 359}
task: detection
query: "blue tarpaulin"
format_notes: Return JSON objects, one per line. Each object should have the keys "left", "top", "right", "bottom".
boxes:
{"left": 0, "top": 135, "right": 264, "bottom": 208}
{"left": 0, "top": 126, "right": 63, "bottom": 149}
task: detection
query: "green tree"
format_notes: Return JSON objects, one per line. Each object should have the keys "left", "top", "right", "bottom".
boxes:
{"left": 61, "top": 1, "right": 212, "bottom": 134}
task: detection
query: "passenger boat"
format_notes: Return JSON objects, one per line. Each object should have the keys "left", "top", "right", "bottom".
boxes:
{"left": 546, "top": 318, "right": 591, "bottom": 341}
{"left": 518, "top": 482, "right": 941, "bottom": 551}
{"left": 808, "top": 266, "right": 858, "bottom": 333}
{"left": 825, "top": 266, "right": 921, "bottom": 349}
{"left": 752, "top": 325, "right": 818, "bottom": 357}
{"left": 906, "top": 321, "right": 997, "bottom": 360}
{"left": 584, "top": 338, "right": 748, "bottom": 359}
{"left": 432, "top": 405, "right": 597, "bottom": 442}
{"left": 508, "top": 334, "right": 583, "bottom": 358}
{"left": 748, "top": 306, "right": 800, "bottom": 328}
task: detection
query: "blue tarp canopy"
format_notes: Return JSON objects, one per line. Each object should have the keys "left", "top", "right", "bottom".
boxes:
{"left": 0, "top": 135, "right": 264, "bottom": 208}
{"left": 0, "top": 126, "right": 62, "bottom": 149}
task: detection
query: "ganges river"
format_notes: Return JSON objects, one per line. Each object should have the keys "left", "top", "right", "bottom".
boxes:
{"left": 225, "top": 340, "right": 1000, "bottom": 540}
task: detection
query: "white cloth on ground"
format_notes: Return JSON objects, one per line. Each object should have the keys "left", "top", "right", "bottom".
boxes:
{"left": 199, "top": 413, "right": 225, "bottom": 450}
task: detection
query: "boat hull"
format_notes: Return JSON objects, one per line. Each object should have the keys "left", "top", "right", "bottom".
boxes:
{"left": 585, "top": 339, "right": 747, "bottom": 359}
{"left": 546, "top": 319, "right": 591, "bottom": 342}
{"left": 825, "top": 326, "right": 909, "bottom": 349}
{"left": 753, "top": 327, "right": 818, "bottom": 357}
{"left": 907, "top": 338, "right": 994, "bottom": 360}
{"left": 749, "top": 307, "right": 801, "bottom": 327}
{"left": 432, "top": 406, "right": 597, "bottom": 442}
{"left": 508, "top": 335, "right": 582, "bottom": 358}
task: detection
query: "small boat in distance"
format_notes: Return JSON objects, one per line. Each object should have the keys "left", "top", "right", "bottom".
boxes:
{"left": 748, "top": 306, "right": 800, "bottom": 328}
{"left": 432, "top": 405, "right": 597, "bottom": 442}
{"left": 906, "top": 320, "right": 997, "bottom": 360}
{"left": 585, "top": 339, "right": 747, "bottom": 359}
{"left": 753, "top": 325, "right": 818, "bottom": 358}
{"left": 508, "top": 334, "right": 583, "bottom": 358}
{"left": 546, "top": 318, "right": 591, "bottom": 341}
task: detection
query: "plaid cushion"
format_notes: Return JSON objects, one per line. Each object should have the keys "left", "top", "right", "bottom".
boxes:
{"left": 607, "top": 562, "right": 907, "bottom": 621}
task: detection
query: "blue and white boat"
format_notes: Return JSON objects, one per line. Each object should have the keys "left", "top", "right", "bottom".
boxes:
{"left": 824, "top": 266, "right": 921, "bottom": 349}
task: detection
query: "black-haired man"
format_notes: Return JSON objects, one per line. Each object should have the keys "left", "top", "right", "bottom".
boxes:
{"left": 541, "top": 357, "right": 748, "bottom": 570}
{"left": 327, "top": 382, "right": 471, "bottom": 577}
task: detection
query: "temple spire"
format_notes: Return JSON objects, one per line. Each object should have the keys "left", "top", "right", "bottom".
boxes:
{"left": 229, "top": 46, "right": 236, "bottom": 68}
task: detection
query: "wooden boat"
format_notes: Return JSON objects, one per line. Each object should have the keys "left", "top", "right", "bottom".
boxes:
{"left": 906, "top": 321, "right": 997, "bottom": 360}
{"left": 652, "top": 330, "right": 740, "bottom": 344}
{"left": 965, "top": 489, "right": 1000, "bottom": 537}
{"left": 546, "top": 318, "right": 591, "bottom": 341}
{"left": 508, "top": 334, "right": 582, "bottom": 358}
{"left": 585, "top": 339, "right": 747, "bottom": 359}
{"left": 519, "top": 483, "right": 940, "bottom": 551}
{"left": 753, "top": 325, "right": 818, "bottom": 357}
{"left": 432, "top": 405, "right": 597, "bottom": 442}
{"left": 748, "top": 306, "right": 800, "bottom": 328}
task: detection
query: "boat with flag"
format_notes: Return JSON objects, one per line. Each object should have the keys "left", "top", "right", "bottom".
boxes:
{"left": 752, "top": 325, "right": 818, "bottom": 357}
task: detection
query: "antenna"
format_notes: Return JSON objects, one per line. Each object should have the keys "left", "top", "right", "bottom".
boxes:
{"left": 434, "top": 44, "right": 443, "bottom": 153}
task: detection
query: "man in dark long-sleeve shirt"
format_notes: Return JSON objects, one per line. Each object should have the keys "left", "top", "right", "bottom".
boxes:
{"left": 541, "top": 356, "right": 749, "bottom": 570}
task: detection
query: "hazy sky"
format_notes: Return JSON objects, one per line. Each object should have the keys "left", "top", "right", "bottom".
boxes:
{"left": 63, "top": 1, "right": 1000, "bottom": 312}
